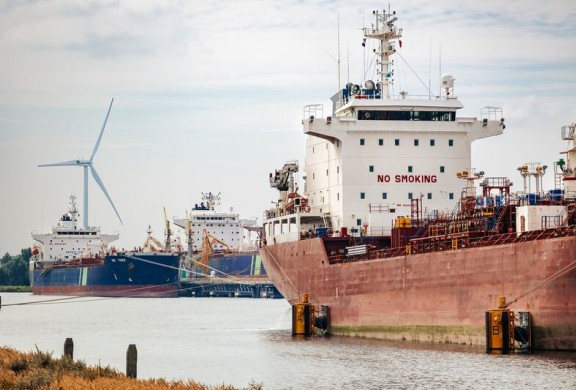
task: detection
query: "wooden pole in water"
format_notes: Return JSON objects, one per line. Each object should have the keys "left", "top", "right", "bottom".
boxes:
{"left": 126, "top": 344, "right": 137, "bottom": 378}
{"left": 64, "top": 338, "right": 74, "bottom": 359}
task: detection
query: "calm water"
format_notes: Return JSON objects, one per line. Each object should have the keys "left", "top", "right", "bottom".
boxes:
{"left": 1, "top": 293, "right": 575, "bottom": 389}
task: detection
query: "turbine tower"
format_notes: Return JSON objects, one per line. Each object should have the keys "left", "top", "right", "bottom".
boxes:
{"left": 39, "top": 98, "right": 123, "bottom": 229}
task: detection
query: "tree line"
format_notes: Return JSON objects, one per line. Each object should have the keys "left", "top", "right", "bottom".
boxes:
{"left": 1, "top": 248, "right": 31, "bottom": 286}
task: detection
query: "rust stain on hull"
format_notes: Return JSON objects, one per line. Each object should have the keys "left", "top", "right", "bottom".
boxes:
{"left": 260, "top": 236, "right": 576, "bottom": 350}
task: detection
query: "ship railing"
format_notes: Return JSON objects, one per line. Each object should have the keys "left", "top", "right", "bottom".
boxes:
{"left": 480, "top": 106, "right": 503, "bottom": 122}
{"left": 541, "top": 215, "right": 563, "bottom": 230}
{"left": 326, "top": 225, "right": 576, "bottom": 264}
{"left": 304, "top": 104, "right": 323, "bottom": 120}
{"left": 335, "top": 92, "right": 457, "bottom": 110}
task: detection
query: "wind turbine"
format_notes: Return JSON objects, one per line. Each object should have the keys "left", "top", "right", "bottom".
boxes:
{"left": 39, "top": 98, "right": 123, "bottom": 229}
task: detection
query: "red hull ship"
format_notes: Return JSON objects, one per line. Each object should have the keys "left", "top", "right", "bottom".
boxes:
{"left": 260, "top": 8, "right": 576, "bottom": 350}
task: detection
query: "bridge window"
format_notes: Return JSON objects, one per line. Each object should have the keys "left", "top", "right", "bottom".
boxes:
{"left": 357, "top": 110, "right": 455, "bottom": 121}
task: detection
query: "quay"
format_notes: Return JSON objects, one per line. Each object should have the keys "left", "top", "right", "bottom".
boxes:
{"left": 179, "top": 277, "right": 282, "bottom": 298}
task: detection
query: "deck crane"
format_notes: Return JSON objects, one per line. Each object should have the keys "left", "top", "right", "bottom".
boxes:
{"left": 142, "top": 225, "right": 165, "bottom": 252}
{"left": 164, "top": 207, "right": 172, "bottom": 252}
{"left": 269, "top": 161, "right": 299, "bottom": 213}
{"left": 185, "top": 209, "right": 194, "bottom": 258}
{"left": 198, "top": 229, "right": 230, "bottom": 275}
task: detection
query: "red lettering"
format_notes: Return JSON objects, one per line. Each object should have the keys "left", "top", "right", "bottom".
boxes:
{"left": 382, "top": 174, "right": 438, "bottom": 183}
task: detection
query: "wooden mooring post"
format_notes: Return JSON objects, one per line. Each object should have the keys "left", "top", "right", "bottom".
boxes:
{"left": 64, "top": 338, "right": 74, "bottom": 359}
{"left": 126, "top": 344, "right": 138, "bottom": 378}
{"left": 62, "top": 339, "right": 137, "bottom": 378}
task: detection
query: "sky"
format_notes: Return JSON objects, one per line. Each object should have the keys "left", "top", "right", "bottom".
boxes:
{"left": 1, "top": 0, "right": 575, "bottom": 256}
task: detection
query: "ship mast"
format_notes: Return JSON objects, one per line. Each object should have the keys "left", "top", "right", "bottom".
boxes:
{"left": 363, "top": 8, "right": 402, "bottom": 99}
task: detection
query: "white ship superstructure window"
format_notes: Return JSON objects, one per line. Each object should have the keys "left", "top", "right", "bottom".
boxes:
{"left": 440, "top": 166, "right": 445, "bottom": 173}
{"left": 414, "top": 139, "right": 419, "bottom": 146}
{"left": 360, "top": 192, "right": 365, "bottom": 199}
{"left": 408, "top": 193, "right": 413, "bottom": 199}
{"left": 449, "top": 139, "right": 454, "bottom": 146}
{"left": 395, "top": 139, "right": 400, "bottom": 146}
{"left": 379, "top": 139, "right": 384, "bottom": 146}
{"left": 360, "top": 138, "right": 365, "bottom": 146}
{"left": 369, "top": 165, "right": 374, "bottom": 172}
{"left": 408, "top": 166, "right": 413, "bottom": 173}
{"left": 382, "top": 192, "right": 387, "bottom": 199}
{"left": 427, "top": 193, "right": 432, "bottom": 200}
{"left": 449, "top": 193, "right": 454, "bottom": 200}
{"left": 430, "top": 139, "right": 435, "bottom": 146}
{"left": 356, "top": 219, "right": 362, "bottom": 226}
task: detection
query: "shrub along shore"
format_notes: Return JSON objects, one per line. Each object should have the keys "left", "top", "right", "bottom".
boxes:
{"left": 0, "top": 347, "right": 261, "bottom": 390}
{"left": 0, "top": 286, "right": 31, "bottom": 292}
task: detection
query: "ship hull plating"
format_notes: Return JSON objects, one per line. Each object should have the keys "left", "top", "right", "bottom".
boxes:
{"left": 30, "top": 253, "right": 181, "bottom": 298}
{"left": 260, "top": 236, "right": 576, "bottom": 350}
{"left": 208, "top": 251, "right": 266, "bottom": 276}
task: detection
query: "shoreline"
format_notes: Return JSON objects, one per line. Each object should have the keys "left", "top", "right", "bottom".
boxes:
{"left": 0, "top": 346, "right": 261, "bottom": 389}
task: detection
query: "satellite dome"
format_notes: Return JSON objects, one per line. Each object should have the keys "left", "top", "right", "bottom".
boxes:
{"left": 441, "top": 74, "right": 455, "bottom": 88}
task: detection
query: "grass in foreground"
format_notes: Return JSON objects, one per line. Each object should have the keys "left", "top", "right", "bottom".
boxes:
{"left": 0, "top": 347, "right": 261, "bottom": 389}
{"left": 0, "top": 286, "right": 32, "bottom": 292}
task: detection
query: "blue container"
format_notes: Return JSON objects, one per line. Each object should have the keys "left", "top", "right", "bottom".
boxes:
{"left": 550, "top": 189, "right": 564, "bottom": 201}
{"left": 316, "top": 227, "right": 329, "bottom": 237}
{"left": 528, "top": 193, "right": 540, "bottom": 205}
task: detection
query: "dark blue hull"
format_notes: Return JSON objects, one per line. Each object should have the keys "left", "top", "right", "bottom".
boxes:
{"left": 30, "top": 252, "right": 181, "bottom": 297}
{"left": 183, "top": 251, "right": 267, "bottom": 278}
{"left": 208, "top": 251, "right": 266, "bottom": 276}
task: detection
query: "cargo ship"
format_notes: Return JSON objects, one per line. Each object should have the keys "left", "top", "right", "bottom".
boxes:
{"left": 30, "top": 98, "right": 181, "bottom": 297}
{"left": 173, "top": 192, "right": 265, "bottom": 278}
{"left": 260, "top": 8, "right": 576, "bottom": 349}
{"left": 30, "top": 195, "right": 182, "bottom": 297}
{"left": 173, "top": 192, "right": 276, "bottom": 297}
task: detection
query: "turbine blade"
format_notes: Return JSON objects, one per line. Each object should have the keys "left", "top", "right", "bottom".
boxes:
{"left": 38, "top": 160, "right": 81, "bottom": 167}
{"left": 90, "top": 98, "right": 114, "bottom": 162}
{"left": 90, "top": 165, "right": 123, "bottom": 225}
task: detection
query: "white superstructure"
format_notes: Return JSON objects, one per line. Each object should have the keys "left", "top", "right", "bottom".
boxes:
{"left": 31, "top": 195, "right": 119, "bottom": 261}
{"left": 265, "top": 8, "right": 505, "bottom": 240}
{"left": 174, "top": 192, "right": 258, "bottom": 252}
